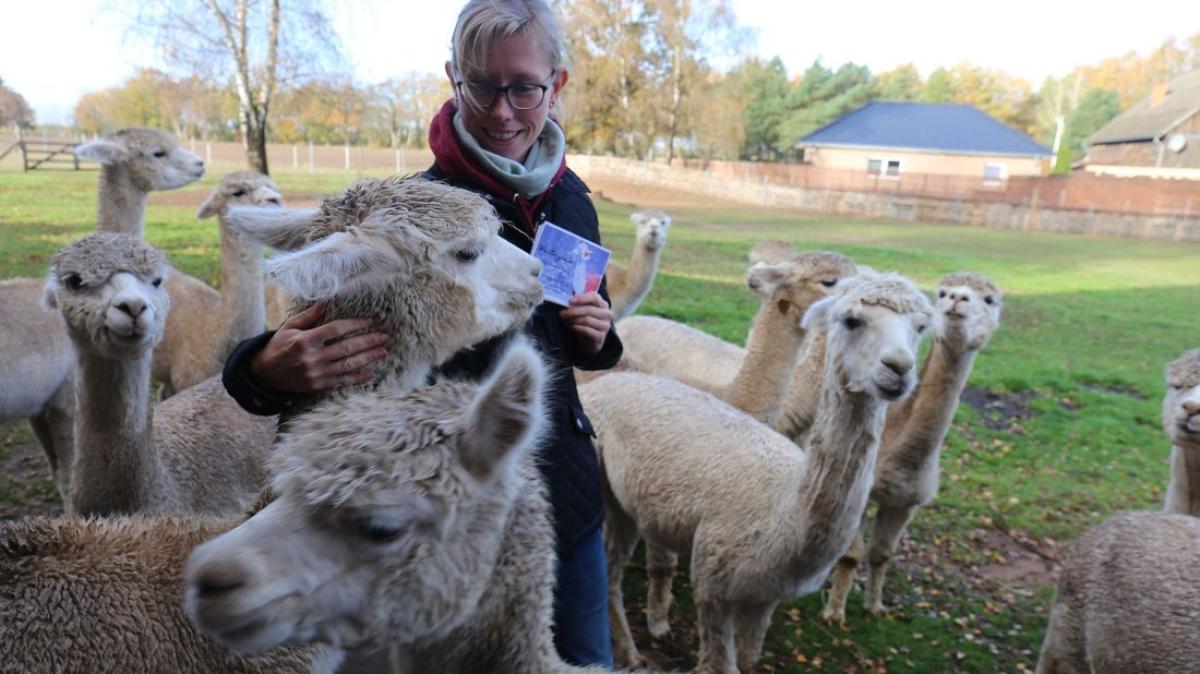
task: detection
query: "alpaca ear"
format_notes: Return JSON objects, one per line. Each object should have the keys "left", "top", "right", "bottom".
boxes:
{"left": 746, "top": 261, "right": 790, "bottom": 299}
{"left": 41, "top": 273, "right": 60, "bottom": 310}
{"left": 225, "top": 205, "right": 320, "bottom": 251}
{"left": 458, "top": 339, "right": 546, "bottom": 482}
{"left": 265, "top": 230, "right": 397, "bottom": 301}
{"left": 630, "top": 211, "right": 647, "bottom": 226}
{"left": 74, "top": 140, "right": 129, "bottom": 164}
{"left": 801, "top": 295, "right": 835, "bottom": 331}
{"left": 196, "top": 192, "right": 224, "bottom": 219}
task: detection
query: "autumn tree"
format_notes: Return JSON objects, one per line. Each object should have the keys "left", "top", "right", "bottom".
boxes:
{"left": 0, "top": 77, "right": 36, "bottom": 131}
{"left": 874, "top": 63, "right": 923, "bottom": 101}
{"left": 368, "top": 73, "right": 448, "bottom": 149}
{"left": 127, "top": 0, "right": 340, "bottom": 174}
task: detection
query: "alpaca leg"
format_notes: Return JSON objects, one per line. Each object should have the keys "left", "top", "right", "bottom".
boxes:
{"left": 821, "top": 524, "right": 865, "bottom": 624}
{"left": 28, "top": 377, "right": 75, "bottom": 504}
{"left": 1034, "top": 601, "right": 1086, "bottom": 674}
{"left": 604, "top": 506, "right": 645, "bottom": 668}
{"left": 645, "top": 543, "right": 678, "bottom": 638}
{"left": 864, "top": 504, "right": 917, "bottom": 615}
{"left": 695, "top": 599, "right": 737, "bottom": 674}
{"left": 733, "top": 600, "right": 777, "bottom": 674}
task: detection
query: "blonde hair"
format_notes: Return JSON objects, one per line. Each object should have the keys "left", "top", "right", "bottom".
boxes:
{"left": 450, "top": 0, "right": 567, "bottom": 81}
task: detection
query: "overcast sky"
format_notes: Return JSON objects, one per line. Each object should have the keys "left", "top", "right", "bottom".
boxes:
{"left": 3, "top": 0, "right": 1195, "bottom": 125}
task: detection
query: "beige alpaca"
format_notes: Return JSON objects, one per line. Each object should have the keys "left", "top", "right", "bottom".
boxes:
{"left": 1162, "top": 348, "right": 1200, "bottom": 516}
{"left": 1035, "top": 511, "right": 1200, "bottom": 674}
{"left": 185, "top": 341, "right": 660, "bottom": 674}
{"left": 44, "top": 233, "right": 277, "bottom": 516}
{"left": 582, "top": 270, "right": 932, "bottom": 674}
{"left": 0, "top": 129, "right": 205, "bottom": 501}
{"left": 152, "top": 172, "right": 284, "bottom": 397}
{"left": 606, "top": 209, "right": 671, "bottom": 320}
{"left": 821, "top": 272, "right": 1002, "bottom": 623}
{"left": 614, "top": 250, "right": 856, "bottom": 424}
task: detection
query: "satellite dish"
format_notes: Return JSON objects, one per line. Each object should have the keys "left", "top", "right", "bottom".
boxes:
{"left": 1167, "top": 133, "right": 1188, "bottom": 153}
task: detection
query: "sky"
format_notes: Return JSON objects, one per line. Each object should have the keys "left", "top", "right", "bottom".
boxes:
{"left": 2, "top": 0, "right": 1195, "bottom": 125}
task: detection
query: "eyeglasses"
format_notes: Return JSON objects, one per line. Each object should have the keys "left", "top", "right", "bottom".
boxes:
{"left": 455, "top": 71, "right": 556, "bottom": 111}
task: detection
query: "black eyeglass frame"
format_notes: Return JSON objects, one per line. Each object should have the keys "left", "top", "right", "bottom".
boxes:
{"left": 454, "top": 70, "right": 557, "bottom": 111}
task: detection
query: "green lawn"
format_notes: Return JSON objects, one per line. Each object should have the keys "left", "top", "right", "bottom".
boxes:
{"left": 2, "top": 166, "right": 1197, "bottom": 673}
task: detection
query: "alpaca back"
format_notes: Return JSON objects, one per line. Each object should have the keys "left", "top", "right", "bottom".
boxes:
{"left": 0, "top": 277, "right": 74, "bottom": 419}
{"left": 615, "top": 315, "right": 745, "bottom": 390}
{"left": 0, "top": 516, "right": 339, "bottom": 673}
{"left": 153, "top": 271, "right": 222, "bottom": 396}
{"left": 1038, "top": 511, "right": 1200, "bottom": 674}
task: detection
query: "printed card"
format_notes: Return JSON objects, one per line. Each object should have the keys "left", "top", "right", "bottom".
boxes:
{"left": 530, "top": 221, "right": 611, "bottom": 306}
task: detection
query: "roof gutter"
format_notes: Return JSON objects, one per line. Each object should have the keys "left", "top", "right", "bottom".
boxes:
{"left": 798, "top": 141, "right": 1052, "bottom": 159}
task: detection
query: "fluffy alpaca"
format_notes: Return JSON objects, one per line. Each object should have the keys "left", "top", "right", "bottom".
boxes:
{"left": 185, "top": 341, "right": 660, "bottom": 674}
{"left": 1162, "top": 348, "right": 1200, "bottom": 516}
{"left": 821, "top": 272, "right": 1003, "bottom": 623}
{"left": 152, "top": 171, "right": 284, "bottom": 397}
{"left": 605, "top": 209, "right": 671, "bottom": 320}
{"left": 582, "top": 270, "right": 932, "bottom": 674}
{"left": 44, "top": 233, "right": 277, "bottom": 516}
{"left": 0, "top": 129, "right": 205, "bottom": 501}
{"left": 223, "top": 174, "right": 545, "bottom": 416}
{"left": 1035, "top": 511, "right": 1200, "bottom": 674}
{"left": 614, "top": 250, "right": 856, "bottom": 423}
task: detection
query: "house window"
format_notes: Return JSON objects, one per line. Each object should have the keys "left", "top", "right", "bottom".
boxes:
{"left": 868, "top": 157, "right": 901, "bottom": 178}
{"left": 982, "top": 162, "right": 1006, "bottom": 183}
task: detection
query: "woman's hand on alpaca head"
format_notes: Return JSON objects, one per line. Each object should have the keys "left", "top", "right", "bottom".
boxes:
{"left": 559, "top": 291, "right": 613, "bottom": 356}
{"left": 249, "top": 302, "right": 389, "bottom": 393}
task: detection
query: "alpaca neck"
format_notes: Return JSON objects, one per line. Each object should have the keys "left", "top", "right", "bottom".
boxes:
{"left": 70, "top": 351, "right": 164, "bottom": 515}
{"left": 787, "top": 374, "right": 885, "bottom": 580}
{"left": 1165, "top": 445, "right": 1200, "bottom": 517}
{"left": 215, "top": 222, "right": 267, "bottom": 357}
{"left": 775, "top": 328, "right": 828, "bottom": 439}
{"left": 620, "top": 242, "right": 663, "bottom": 308}
{"left": 880, "top": 340, "right": 977, "bottom": 469}
{"left": 95, "top": 164, "right": 148, "bottom": 236}
{"left": 722, "top": 303, "right": 805, "bottom": 423}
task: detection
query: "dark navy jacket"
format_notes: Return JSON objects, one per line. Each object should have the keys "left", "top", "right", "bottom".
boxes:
{"left": 222, "top": 165, "right": 620, "bottom": 559}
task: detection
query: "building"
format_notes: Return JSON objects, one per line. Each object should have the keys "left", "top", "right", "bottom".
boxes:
{"left": 797, "top": 101, "right": 1052, "bottom": 182}
{"left": 1086, "top": 69, "right": 1200, "bottom": 180}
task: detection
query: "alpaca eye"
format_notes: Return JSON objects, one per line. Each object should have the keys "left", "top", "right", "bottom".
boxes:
{"left": 937, "top": 290, "right": 946, "bottom": 298}
{"left": 843, "top": 316, "right": 862, "bottom": 330}
{"left": 232, "top": 190, "right": 246, "bottom": 198}
{"left": 152, "top": 150, "right": 167, "bottom": 158}
{"left": 64, "top": 273, "right": 84, "bottom": 290}
{"left": 355, "top": 518, "right": 404, "bottom": 544}
{"left": 820, "top": 279, "right": 837, "bottom": 288}
{"left": 152, "top": 278, "right": 163, "bottom": 288}
{"left": 917, "top": 324, "right": 927, "bottom": 334}
{"left": 984, "top": 296, "right": 994, "bottom": 305}
{"left": 455, "top": 249, "right": 480, "bottom": 263}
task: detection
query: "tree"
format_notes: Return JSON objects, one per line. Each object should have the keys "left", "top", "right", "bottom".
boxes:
{"left": 367, "top": 73, "right": 447, "bottom": 149}
{"left": 781, "top": 60, "right": 874, "bottom": 144}
{"left": 731, "top": 57, "right": 789, "bottom": 159}
{"left": 1063, "top": 88, "right": 1119, "bottom": 160}
{"left": 873, "top": 63, "right": 923, "bottom": 101}
{"left": 128, "top": 0, "right": 340, "bottom": 174}
{"left": 0, "top": 77, "right": 36, "bottom": 131}
{"left": 921, "top": 67, "right": 953, "bottom": 103}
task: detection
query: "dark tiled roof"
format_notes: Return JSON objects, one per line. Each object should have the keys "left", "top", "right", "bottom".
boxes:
{"left": 1089, "top": 69, "right": 1200, "bottom": 144}
{"left": 800, "top": 101, "right": 1052, "bottom": 156}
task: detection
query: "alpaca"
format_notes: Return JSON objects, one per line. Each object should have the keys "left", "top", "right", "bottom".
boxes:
{"left": 44, "top": 233, "right": 277, "bottom": 516}
{"left": 605, "top": 209, "right": 671, "bottom": 320}
{"left": 1162, "top": 348, "right": 1200, "bottom": 516}
{"left": 581, "top": 270, "right": 932, "bottom": 674}
{"left": 184, "top": 341, "right": 660, "bottom": 674}
{"left": 0, "top": 128, "right": 205, "bottom": 501}
{"left": 821, "top": 272, "right": 1003, "bottom": 623}
{"left": 152, "top": 171, "right": 284, "bottom": 397}
{"left": 614, "top": 250, "right": 857, "bottom": 423}
{"left": 1035, "top": 511, "right": 1200, "bottom": 674}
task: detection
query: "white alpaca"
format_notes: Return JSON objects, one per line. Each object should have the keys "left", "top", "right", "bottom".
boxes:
{"left": 1035, "top": 511, "right": 1200, "bottom": 674}
{"left": 152, "top": 171, "right": 284, "bottom": 397}
{"left": 1162, "top": 348, "right": 1200, "bottom": 516}
{"left": 821, "top": 272, "right": 1003, "bottom": 623}
{"left": 184, "top": 341, "right": 661, "bottom": 674}
{"left": 614, "top": 250, "right": 856, "bottom": 424}
{"left": 581, "top": 270, "right": 932, "bottom": 674}
{"left": 0, "top": 129, "right": 205, "bottom": 501}
{"left": 44, "top": 233, "right": 276, "bottom": 516}
{"left": 605, "top": 209, "right": 671, "bottom": 320}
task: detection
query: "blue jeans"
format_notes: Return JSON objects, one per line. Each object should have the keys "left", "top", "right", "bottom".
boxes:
{"left": 552, "top": 527, "right": 614, "bottom": 668}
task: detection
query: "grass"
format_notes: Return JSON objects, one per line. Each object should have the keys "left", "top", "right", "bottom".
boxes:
{"left": 2, "top": 165, "right": 1197, "bottom": 673}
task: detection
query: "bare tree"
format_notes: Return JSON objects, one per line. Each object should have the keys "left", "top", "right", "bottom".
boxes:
{"left": 124, "top": 0, "right": 340, "bottom": 174}
{"left": 0, "top": 77, "right": 37, "bottom": 133}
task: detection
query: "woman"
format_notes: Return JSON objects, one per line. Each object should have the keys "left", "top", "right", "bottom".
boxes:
{"left": 221, "top": 0, "right": 620, "bottom": 666}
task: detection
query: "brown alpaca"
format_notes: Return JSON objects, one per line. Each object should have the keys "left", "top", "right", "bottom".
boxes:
{"left": 606, "top": 209, "right": 671, "bottom": 320}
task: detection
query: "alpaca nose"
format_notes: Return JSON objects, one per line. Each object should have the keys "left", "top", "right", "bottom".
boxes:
{"left": 949, "top": 291, "right": 970, "bottom": 303}
{"left": 193, "top": 558, "right": 250, "bottom": 599}
{"left": 115, "top": 298, "right": 147, "bottom": 318}
{"left": 1184, "top": 400, "right": 1200, "bottom": 416}
{"left": 882, "top": 356, "right": 912, "bottom": 377}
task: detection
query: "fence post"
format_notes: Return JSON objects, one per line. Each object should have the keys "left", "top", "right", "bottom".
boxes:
{"left": 357, "top": 146, "right": 363, "bottom": 176}
{"left": 308, "top": 141, "right": 314, "bottom": 174}
{"left": 292, "top": 145, "right": 298, "bottom": 169}
{"left": 205, "top": 142, "right": 212, "bottom": 165}
{"left": 395, "top": 149, "right": 401, "bottom": 173}
{"left": 344, "top": 145, "right": 350, "bottom": 171}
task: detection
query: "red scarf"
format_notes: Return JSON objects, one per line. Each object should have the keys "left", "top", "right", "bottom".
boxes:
{"left": 428, "top": 99, "right": 567, "bottom": 234}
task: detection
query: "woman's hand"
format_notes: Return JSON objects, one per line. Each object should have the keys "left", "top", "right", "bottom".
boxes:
{"left": 248, "top": 303, "right": 389, "bottom": 393}
{"left": 559, "top": 291, "right": 613, "bottom": 356}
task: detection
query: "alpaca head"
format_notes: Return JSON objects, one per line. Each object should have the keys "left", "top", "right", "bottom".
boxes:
{"left": 197, "top": 171, "right": 284, "bottom": 220}
{"left": 630, "top": 209, "right": 671, "bottom": 252}
{"left": 803, "top": 270, "right": 932, "bottom": 401}
{"left": 74, "top": 128, "right": 205, "bottom": 191}
{"left": 185, "top": 340, "right": 548, "bottom": 652}
{"left": 747, "top": 250, "right": 858, "bottom": 329}
{"left": 932, "top": 272, "right": 1002, "bottom": 352}
{"left": 748, "top": 239, "right": 800, "bottom": 265}
{"left": 224, "top": 176, "right": 544, "bottom": 372}
{"left": 1164, "top": 349, "right": 1200, "bottom": 451}
{"left": 42, "top": 233, "right": 170, "bottom": 359}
